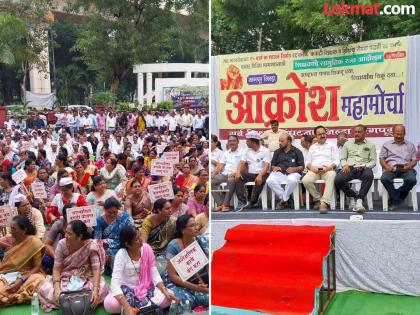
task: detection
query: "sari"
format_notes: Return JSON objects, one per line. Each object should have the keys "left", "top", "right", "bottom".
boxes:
{"left": 75, "top": 172, "right": 92, "bottom": 195}
{"left": 38, "top": 238, "right": 109, "bottom": 312}
{"left": 94, "top": 211, "right": 134, "bottom": 257}
{"left": 141, "top": 215, "right": 176, "bottom": 256}
{"left": 0, "top": 236, "right": 45, "bottom": 305}
{"left": 23, "top": 171, "right": 38, "bottom": 187}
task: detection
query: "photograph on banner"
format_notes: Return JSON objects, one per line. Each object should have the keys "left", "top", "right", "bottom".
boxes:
{"left": 148, "top": 181, "right": 175, "bottom": 203}
{"left": 0, "top": 206, "right": 18, "bottom": 226}
{"left": 217, "top": 37, "right": 407, "bottom": 139}
{"left": 151, "top": 159, "right": 174, "bottom": 177}
{"left": 66, "top": 206, "right": 96, "bottom": 227}
{"left": 169, "top": 240, "right": 209, "bottom": 282}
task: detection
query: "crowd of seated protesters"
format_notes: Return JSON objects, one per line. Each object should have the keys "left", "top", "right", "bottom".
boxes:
{"left": 212, "top": 123, "right": 418, "bottom": 213}
{"left": 0, "top": 108, "right": 209, "bottom": 312}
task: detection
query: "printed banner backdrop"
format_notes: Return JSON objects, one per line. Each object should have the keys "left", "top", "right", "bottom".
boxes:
{"left": 218, "top": 37, "right": 407, "bottom": 139}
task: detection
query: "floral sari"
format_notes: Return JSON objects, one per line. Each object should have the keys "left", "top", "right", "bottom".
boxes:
{"left": 0, "top": 236, "right": 45, "bottom": 305}
{"left": 38, "top": 238, "right": 109, "bottom": 312}
{"left": 141, "top": 215, "right": 177, "bottom": 256}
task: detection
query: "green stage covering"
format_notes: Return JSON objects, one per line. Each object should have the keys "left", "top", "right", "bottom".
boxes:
{"left": 0, "top": 275, "right": 112, "bottom": 315}
{"left": 325, "top": 290, "right": 420, "bottom": 315}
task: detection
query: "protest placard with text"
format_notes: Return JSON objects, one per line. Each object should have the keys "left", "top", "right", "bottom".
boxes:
{"left": 0, "top": 206, "right": 18, "bottom": 227}
{"left": 156, "top": 144, "right": 167, "bottom": 154}
{"left": 170, "top": 240, "right": 208, "bottom": 281}
{"left": 148, "top": 181, "right": 174, "bottom": 203}
{"left": 12, "top": 169, "right": 27, "bottom": 184}
{"left": 67, "top": 206, "right": 96, "bottom": 227}
{"left": 31, "top": 182, "right": 47, "bottom": 199}
{"left": 151, "top": 160, "right": 174, "bottom": 177}
{"left": 161, "top": 151, "right": 179, "bottom": 164}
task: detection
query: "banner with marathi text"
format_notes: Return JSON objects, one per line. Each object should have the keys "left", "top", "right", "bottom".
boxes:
{"left": 218, "top": 37, "right": 407, "bottom": 139}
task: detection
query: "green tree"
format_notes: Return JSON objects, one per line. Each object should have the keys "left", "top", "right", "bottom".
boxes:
{"left": 72, "top": 0, "right": 208, "bottom": 93}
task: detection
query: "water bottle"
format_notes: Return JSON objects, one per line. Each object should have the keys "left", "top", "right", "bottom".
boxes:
{"left": 31, "top": 292, "right": 39, "bottom": 315}
{"left": 168, "top": 300, "right": 178, "bottom": 315}
{"left": 183, "top": 299, "right": 192, "bottom": 313}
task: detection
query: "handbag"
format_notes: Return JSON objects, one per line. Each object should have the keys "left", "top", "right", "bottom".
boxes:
{"left": 59, "top": 289, "right": 93, "bottom": 315}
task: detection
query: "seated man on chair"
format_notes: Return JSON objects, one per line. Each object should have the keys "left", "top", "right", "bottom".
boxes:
{"left": 211, "top": 134, "right": 243, "bottom": 212}
{"left": 266, "top": 132, "right": 304, "bottom": 210}
{"left": 302, "top": 126, "right": 339, "bottom": 214}
{"left": 335, "top": 124, "right": 376, "bottom": 213}
{"left": 379, "top": 124, "right": 417, "bottom": 211}
{"left": 235, "top": 131, "right": 271, "bottom": 211}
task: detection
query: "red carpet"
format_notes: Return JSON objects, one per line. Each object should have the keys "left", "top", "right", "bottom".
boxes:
{"left": 212, "top": 224, "right": 335, "bottom": 315}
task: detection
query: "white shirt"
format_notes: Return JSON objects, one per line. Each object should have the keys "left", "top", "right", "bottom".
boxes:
{"left": 220, "top": 148, "right": 243, "bottom": 175}
{"left": 167, "top": 116, "right": 177, "bottom": 131}
{"left": 110, "top": 247, "right": 162, "bottom": 296}
{"left": 211, "top": 148, "right": 224, "bottom": 172}
{"left": 306, "top": 142, "right": 339, "bottom": 169}
{"left": 181, "top": 113, "right": 193, "bottom": 127}
{"left": 106, "top": 116, "right": 117, "bottom": 129}
{"left": 145, "top": 115, "right": 154, "bottom": 128}
{"left": 193, "top": 115, "right": 205, "bottom": 129}
{"left": 240, "top": 146, "right": 271, "bottom": 174}
{"left": 47, "top": 148, "right": 58, "bottom": 165}
{"left": 111, "top": 140, "right": 124, "bottom": 155}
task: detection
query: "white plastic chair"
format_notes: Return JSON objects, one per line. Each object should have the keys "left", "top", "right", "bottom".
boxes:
{"left": 305, "top": 180, "right": 336, "bottom": 210}
{"left": 271, "top": 182, "right": 301, "bottom": 210}
{"left": 211, "top": 182, "right": 229, "bottom": 208}
{"left": 379, "top": 179, "right": 418, "bottom": 211}
{"left": 233, "top": 182, "right": 268, "bottom": 210}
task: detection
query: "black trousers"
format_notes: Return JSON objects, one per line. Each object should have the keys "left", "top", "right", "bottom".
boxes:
{"left": 236, "top": 172, "right": 269, "bottom": 204}
{"left": 335, "top": 167, "right": 374, "bottom": 199}
{"left": 380, "top": 169, "right": 417, "bottom": 205}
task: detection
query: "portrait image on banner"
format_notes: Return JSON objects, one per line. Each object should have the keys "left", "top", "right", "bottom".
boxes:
{"left": 218, "top": 37, "right": 407, "bottom": 139}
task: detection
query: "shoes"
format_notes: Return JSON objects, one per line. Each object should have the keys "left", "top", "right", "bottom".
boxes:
{"left": 354, "top": 198, "right": 365, "bottom": 213}
{"left": 313, "top": 200, "right": 321, "bottom": 210}
{"left": 236, "top": 202, "right": 249, "bottom": 212}
{"left": 348, "top": 197, "right": 356, "bottom": 211}
{"left": 221, "top": 206, "right": 231, "bottom": 212}
{"left": 215, "top": 205, "right": 224, "bottom": 212}
{"left": 319, "top": 202, "right": 329, "bottom": 214}
{"left": 275, "top": 200, "right": 286, "bottom": 210}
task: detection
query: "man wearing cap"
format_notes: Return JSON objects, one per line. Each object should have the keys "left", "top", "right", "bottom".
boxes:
{"left": 235, "top": 130, "right": 271, "bottom": 211}
{"left": 261, "top": 120, "right": 288, "bottom": 152}
{"left": 302, "top": 126, "right": 339, "bottom": 214}
{"left": 47, "top": 141, "right": 59, "bottom": 165}
{"left": 266, "top": 132, "right": 304, "bottom": 209}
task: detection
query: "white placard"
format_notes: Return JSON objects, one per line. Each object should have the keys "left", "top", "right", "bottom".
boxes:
{"left": 151, "top": 160, "right": 174, "bottom": 177}
{"left": 66, "top": 206, "right": 97, "bottom": 227}
{"left": 170, "top": 240, "right": 209, "bottom": 282}
{"left": 0, "top": 206, "right": 18, "bottom": 227}
{"left": 12, "top": 169, "right": 27, "bottom": 184}
{"left": 148, "top": 181, "right": 174, "bottom": 203}
{"left": 161, "top": 151, "right": 179, "bottom": 164}
{"left": 156, "top": 144, "right": 167, "bottom": 154}
{"left": 31, "top": 182, "right": 47, "bottom": 199}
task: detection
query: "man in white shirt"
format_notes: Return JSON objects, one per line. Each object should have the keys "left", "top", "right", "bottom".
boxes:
{"left": 47, "top": 141, "right": 59, "bottom": 165}
{"left": 235, "top": 131, "right": 271, "bottom": 211}
{"left": 167, "top": 111, "right": 178, "bottom": 134}
{"left": 111, "top": 134, "right": 124, "bottom": 155}
{"left": 106, "top": 112, "right": 117, "bottom": 132}
{"left": 181, "top": 108, "right": 193, "bottom": 136}
{"left": 260, "top": 120, "right": 288, "bottom": 152}
{"left": 144, "top": 111, "right": 154, "bottom": 133}
{"left": 302, "top": 126, "right": 339, "bottom": 213}
{"left": 79, "top": 135, "right": 93, "bottom": 156}
{"left": 192, "top": 110, "right": 205, "bottom": 134}
{"left": 212, "top": 134, "right": 242, "bottom": 211}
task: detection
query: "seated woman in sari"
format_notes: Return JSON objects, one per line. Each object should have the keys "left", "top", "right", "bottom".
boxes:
{"left": 31, "top": 167, "right": 55, "bottom": 214}
{"left": 22, "top": 158, "right": 38, "bottom": 188}
{"left": 170, "top": 186, "right": 191, "bottom": 217}
{"left": 124, "top": 178, "right": 152, "bottom": 228}
{"left": 0, "top": 172, "right": 24, "bottom": 207}
{"left": 74, "top": 161, "right": 92, "bottom": 195}
{"left": 176, "top": 164, "right": 198, "bottom": 195}
{"left": 0, "top": 194, "right": 45, "bottom": 252}
{"left": 38, "top": 220, "right": 109, "bottom": 312}
{"left": 104, "top": 225, "right": 177, "bottom": 314}
{"left": 163, "top": 215, "right": 209, "bottom": 309}
{"left": 46, "top": 177, "right": 88, "bottom": 224}
{"left": 0, "top": 215, "right": 45, "bottom": 306}
{"left": 86, "top": 176, "right": 117, "bottom": 217}
{"left": 94, "top": 197, "right": 133, "bottom": 273}
{"left": 140, "top": 198, "right": 176, "bottom": 257}
{"left": 48, "top": 169, "right": 83, "bottom": 201}
{"left": 186, "top": 184, "right": 208, "bottom": 217}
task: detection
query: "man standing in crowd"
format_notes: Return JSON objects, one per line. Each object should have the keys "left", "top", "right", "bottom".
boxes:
{"left": 302, "top": 126, "right": 339, "bottom": 214}
{"left": 380, "top": 124, "right": 417, "bottom": 211}
{"left": 335, "top": 124, "right": 376, "bottom": 213}
{"left": 211, "top": 134, "right": 242, "bottom": 212}
{"left": 266, "top": 132, "right": 304, "bottom": 210}
{"left": 261, "top": 120, "right": 287, "bottom": 152}
{"left": 181, "top": 107, "right": 193, "bottom": 136}
{"left": 235, "top": 131, "right": 271, "bottom": 211}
